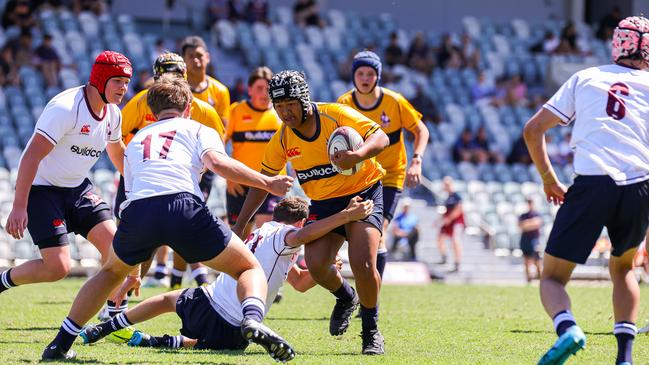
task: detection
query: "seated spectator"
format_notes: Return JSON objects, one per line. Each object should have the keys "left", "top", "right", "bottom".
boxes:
{"left": 460, "top": 33, "right": 480, "bottom": 69}
{"left": 453, "top": 128, "right": 475, "bottom": 163}
{"left": 206, "top": 0, "right": 229, "bottom": 25}
{"left": 229, "top": 77, "right": 246, "bottom": 102}
{"left": 471, "top": 70, "right": 497, "bottom": 105}
{"left": 33, "top": 34, "right": 60, "bottom": 88}
{"left": 473, "top": 126, "right": 504, "bottom": 163}
{"left": 2, "top": 0, "right": 36, "bottom": 30}
{"left": 435, "top": 33, "right": 462, "bottom": 69}
{"left": 293, "top": 0, "right": 325, "bottom": 28}
{"left": 246, "top": 0, "right": 269, "bottom": 24}
{"left": 4, "top": 28, "right": 34, "bottom": 69}
{"left": 408, "top": 32, "right": 434, "bottom": 75}
{"left": 0, "top": 47, "right": 17, "bottom": 86}
{"left": 227, "top": 0, "right": 246, "bottom": 22}
{"left": 411, "top": 85, "right": 440, "bottom": 125}
{"left": 597, "top": 6, "right": 622, "bottom": 41}
{"left": 530, "top": 30, "right": 559, "bottom": 54}
{"left": 390, "top": 198, "right": 419, "bottom": 261}
{"left": 504, "top": 74, "right": 528, "bottom": 107}
{"left": 384, "top": 31, "right": 404, "bottom": 67}
{"left": 508, "top": 134, "right": 531, "bottom": 164}
{"left": 554, "top": 21, "right": 580, "bottom": 55}
{"left": 73, "top": 0, "right": 107, "bottom": 16}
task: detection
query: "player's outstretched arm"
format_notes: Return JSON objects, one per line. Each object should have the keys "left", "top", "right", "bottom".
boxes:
{"left": 284, "top": 196, "right": 373, "bottom": 247}
{"left": 202, "top": 151, "right": 293, "bottom": 197}
{"left": 232, "top": 184, "right": 270, "bottom": 238}
{"left": 6, "top": 134, "right": 54, "bottom": 239}
{"left": 106, "top": 139, "right": 126, "bottom": 175}
{"left": 288, "top": 256, "right": 343, "bottom": 292}
{"left": 523, "top": 108, "right": 566, "bottom": 205}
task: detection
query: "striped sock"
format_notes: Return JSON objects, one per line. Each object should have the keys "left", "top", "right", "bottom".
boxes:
{"left": 107, "top": 299, "right": 128, "bottom": 318}
{"left": 614, "top": 321, "right": 637, "bottom": 364}
{"left": 52, "top": 317, "right": 83, "bottom": 352}
{"left": 0, "top": 269, "right": 16, "bottom": 293}
{"left": 170, "top": 268, "right": 184, "bottom": 287}
{"left": 109, "top": 312, "right": 133, "bottom": 331}
{"left": 241, "top": 296, "right": 265, "bottom": 322}
{"left": 553, "top": 310, "right": 577, "bottom": 336}
{"left": 147, "top": 334, "right": 185, "bottom": 348}
{"left": 154, "top": 264, "right": 167, "bottom": 280}
{"left": 191, "top": 267, "right": 209, "bottom": 286}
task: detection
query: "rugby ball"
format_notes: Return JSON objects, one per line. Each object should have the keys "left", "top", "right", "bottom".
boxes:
{"left": 327, "top": 126, "right": 364, "bottom": 176}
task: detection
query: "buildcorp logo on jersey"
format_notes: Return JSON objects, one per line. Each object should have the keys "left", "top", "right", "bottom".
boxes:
{"left": 70, "top": 145, "right": 102, "bottom": 158}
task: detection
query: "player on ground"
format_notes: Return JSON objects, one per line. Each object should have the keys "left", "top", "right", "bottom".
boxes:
{"left": 170, "top": 35, "right": 232, "bottom": 288}
{"left": 0, "top": 51, "right": 131, "bottom": 315}
{"left": 41, "top": 76, "right": 295, "bottom": 361}
{"left": 232, "top": 70, "right": 389, "bottom": 355}
{"left": 337, "top": 50, "right": 429, "bottom": 278}
{"left": 524, "top": 16, "right": 649, "bottom": 365}
{"left": 119, "top": 51, "right": 225, "bottom": 290}
{"left": 226, "top": 66, "right": 283, "bottom": 238}
{"left": 80, "top": 196, "right": 373, "bottom": 354}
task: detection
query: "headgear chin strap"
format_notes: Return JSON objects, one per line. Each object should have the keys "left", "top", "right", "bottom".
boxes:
{"left": 89, "top": 51, "right": 132, "bottom": 103}
{"left": 352, "top": 50, "right": 382, "bottom": 94}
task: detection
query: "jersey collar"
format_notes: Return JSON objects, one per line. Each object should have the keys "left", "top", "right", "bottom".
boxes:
{"left": 291, "top": 102, "right": 320, "bottom": 142}
{"left": 352, "top": 88, "right": 384, "bottom": 111}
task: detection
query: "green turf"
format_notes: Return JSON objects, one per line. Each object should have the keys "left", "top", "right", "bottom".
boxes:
{"left": 1, "top": 279, "right": 648, "bottom": 364}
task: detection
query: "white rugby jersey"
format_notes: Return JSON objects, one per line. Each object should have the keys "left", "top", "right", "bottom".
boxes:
{"left": 201, "top": 221, "right": 300, "bottom": 326}
{"left": 544, "top": 64, "right": 649, "bottom": 185}
{"left": 28, "top": 86, "right": 122, "bottom": 187}
{"left": 123, "top": 116, "right": 224, "bottom": 204}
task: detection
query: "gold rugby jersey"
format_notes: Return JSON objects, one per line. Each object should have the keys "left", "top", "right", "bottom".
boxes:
{"left": 262, "top": 103, "right": 385, "bottom": 201}
{"left": 121, "top": 89, "right": 225, "bottom": 145}
{"left": 191, "top": 75, "right": 231, "bottom": 122}
{"left": 337, "top": 87, "right": 422, "bottom": 189}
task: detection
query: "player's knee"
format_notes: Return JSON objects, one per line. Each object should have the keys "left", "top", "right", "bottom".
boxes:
{"left": 43, "top": 260, "right": 71, "bottom": 281}
{"left": 348, "top": 258, "right": 375, "bottom": 279}
{"left": 304, "top": 256, "right": 330, "bottom": 278}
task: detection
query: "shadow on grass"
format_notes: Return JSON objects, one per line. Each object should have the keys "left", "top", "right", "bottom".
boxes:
{"left": 5, "top": 326, "right": 58, "bottom": 331}
{"left": 18, "top": 358, "right": 100, "bottom": 364}
{"left": 268, "top": 316, "right": 328, "bottom": 321}
{"left": 35, "top": 301, "right": 71, "bottom": 305}
{"left": 510, "top": 329, "right": 611, "bottom": 336}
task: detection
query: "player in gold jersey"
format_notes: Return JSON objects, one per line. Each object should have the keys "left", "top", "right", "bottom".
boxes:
{"left": 226, "top": 67, "right": 283, "bottom": 238}
{"left": 232, "top": 71, "right": 389, "bottom": 355}
{"left": 118, "top": 52, "right": 225, "bottom": 289}
{"left": 337, "top": 50, "right": 429, "bottom": 279}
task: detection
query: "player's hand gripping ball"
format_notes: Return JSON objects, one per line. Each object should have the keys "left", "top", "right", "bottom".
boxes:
{"left": 327, "top": 126, "right": 364, "bottom": 175}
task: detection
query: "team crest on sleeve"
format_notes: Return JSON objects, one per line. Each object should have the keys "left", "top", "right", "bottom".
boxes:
{"left": 79, "top": 124, "right": 91, "bottom": 135}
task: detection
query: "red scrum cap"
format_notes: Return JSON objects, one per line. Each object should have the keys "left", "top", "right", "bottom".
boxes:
{"left": 89, "top": 51, "right": 132, "bottom": 102}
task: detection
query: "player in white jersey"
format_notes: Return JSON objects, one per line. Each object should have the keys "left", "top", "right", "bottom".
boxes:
{"left": 79, "top": 196, "right": 373, "bottom": 353}
{"left": 524, "top": 16, "right": 649, "bottom": 365}
{"left": 42, "top": 76, "right": 295, "bottom": 362}
{"left": 0, "top": 51, "right": 131, "bottom": 308}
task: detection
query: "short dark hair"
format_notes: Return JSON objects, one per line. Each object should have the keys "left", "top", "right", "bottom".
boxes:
{"left": 272, "top": 196, "right": 309, "bottom": 224}
{"left": 180, "top": 35, "right": 208, "bottom": 56}
{"left": 248, "top": 66, "right": 273, "bottom": 87}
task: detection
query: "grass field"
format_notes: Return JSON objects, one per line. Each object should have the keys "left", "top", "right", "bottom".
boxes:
{"left": 1, "top": 279, "right": 649, "bottom": 364}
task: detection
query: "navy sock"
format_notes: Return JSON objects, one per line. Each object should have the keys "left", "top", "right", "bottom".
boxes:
{"left": 153, "top": 264, "right": 167, "bottom": 280}
{"left": 51, "top": 317, "right": 83, "bottom": 352}
{"left": 147, "top": 334, "right": 184, "bottom": 348}
{"left": 360, "top": 305, "right": 379, "bottom": 331}
{"left": 614, "top": 321, "right": 637, "bottom": 364}
{"left": 332, "top": 280, "right": 355, "bottom": 302}
{"left": 376, "top": 251, "right": 387, "bottom": 279}
{"left": 553, "top": 310, "right": 576, "bottom": 336}
{"left": 192, "top": 267, "right": 209, "bottom": 286}
{"left": 241, "top": 296, "right": 265, "bottom": 323}
{"left": 0, "top": 269, "right": 16, "bottom": 293}
{"left": 170, "top": 268, "right": 184, "bottom": 287}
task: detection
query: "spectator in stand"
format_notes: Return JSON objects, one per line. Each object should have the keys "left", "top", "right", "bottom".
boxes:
{"left": 474, "top": 126, "right": 504, "bottom": 163}
{"left": 504, "top": 74, "right": 528, "bottom": 107}
{"left": 72, "top": 0, "right": 107, "bottom": 16}
{"left": 390, "top": 198, "right": 419, "bottom": 261}
{"left": 530, "top": 31, "right": 559, "bottom": 54}
{"left": 460, "top": 33, "right": 480, "bottom": 69}
{"left": 597, "top": 6, "right": 623, "bottom": 41}
{"left": 229, "top": 77, "right": 246, "bottom": 102}
{"left": 436, "top": 33, "right": 462, "bottom": 69}
{"left": 206, "top": 0, "right": 229, "bottom": 25}
{"left": 246, "top": 0, "right": 269, "bottom": 24}
{"left": 384, "top": 32, "right": 404, "bottom": 67}
{"left": 408, "top": 32, "right": 434, "bottom": 75}
{"left": 519, "top": 198, "right": 542, "bottom": 283}
{"left": 4, "top": 28, "right": 34, "bottom": 69}
{"left": 227, "top": 0, "right": 246, "bottom": 22}
{"left": 2, "top": 0, "right": 36, "bottom": 30}
{"left": 411, "top": 85, "right": 440, "bottom": 125}
{"left": 471, "top": 70, "right": 497, "bottom": 105}
{"left": 0, "top": 47, "right": 18, "bottom": 86}
{"left": 508, "top": 134, "right": 532, "bottom": 164}
{"left": 34, "top": 34, "right": 60, "bottom": 88}
{"left": 293, "top": 0, "right": 326, "bottom": 28}
{"left": 453, "top": 128, "right": 475, "bottom": 163}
